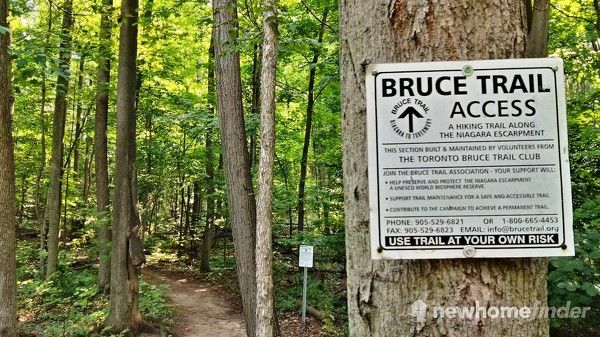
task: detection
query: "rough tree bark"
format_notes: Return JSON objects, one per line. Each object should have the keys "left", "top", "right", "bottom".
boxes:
{"left": 340, "top": 1, "right": 549, "bottom": 336}
{"left": 255, "top": 0, "right": 278, "bottom": 334}
{"left": 95, "top": 0, "right": 113, "bottom": 290}
{"left": 46, "top": 0, "right": 74, "bottom": 277}
{"left": 200, "top": 33, "right": 216, "bottom": 273}
{"left": 212, "top": 0, "right": 257, "bottom": 334}
{"left": 296, "top": 7, "right": 328, "bottom": 233}
{"left": 0, "top": 0, "right": 17, "bottom": 334}
{"left": 106, "top": 0, "right": 144, "bottom": 331}
{"left": 525, "top": 0, "right": 550, "bottom": 58}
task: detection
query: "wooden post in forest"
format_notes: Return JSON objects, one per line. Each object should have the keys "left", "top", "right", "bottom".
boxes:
{"left": 340, "top": 1, "right": 558, "bottom": 336}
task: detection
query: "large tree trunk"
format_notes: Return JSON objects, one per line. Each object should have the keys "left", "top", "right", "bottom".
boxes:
{"left": 0, "top": 0, "right": 17, "bottom": 334}
{"left": 45, "top": 0, "right": 74, "bottom": 277}
{"left": 95, "top": 0, "right": 113, "bottom": 290}
{"left": 212, "top": 0, "right": 257, "bottom": 335}
{"left": 340, "top": 1, "right": 549, "bottom": 336}
{"left": 106, "top": 0, "right": 144, "bottom": 331}
{"left": 255, "top": 0, "right": 278, "bottom": 335}
{"left": 200, "top": 33, "right": 216, "bottom": 273}
{"left": 296, "top": 7, "right": 328, "bottom": 233}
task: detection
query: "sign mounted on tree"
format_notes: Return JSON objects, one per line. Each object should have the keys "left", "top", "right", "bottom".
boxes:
{"left": 366, "top": 58, "right": 574, "bottom": 259}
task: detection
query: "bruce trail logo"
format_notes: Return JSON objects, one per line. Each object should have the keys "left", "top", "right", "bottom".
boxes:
{"left": 389, "top": 98, "right": 432, "bottom": 139}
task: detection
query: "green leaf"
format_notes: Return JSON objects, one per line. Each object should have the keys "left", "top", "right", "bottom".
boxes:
{"left": 582, "top": 283, "right": 600, "bottom": 297}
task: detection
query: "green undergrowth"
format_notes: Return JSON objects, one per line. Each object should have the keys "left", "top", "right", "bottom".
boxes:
{"left": 16, "top": 241, "right": 173, "bottom": 337}
{"left": 144, "top": 240, "right": 240, "bottom": 292}
{"left": 274, "top": 232, "right": 348, "bottom": 336}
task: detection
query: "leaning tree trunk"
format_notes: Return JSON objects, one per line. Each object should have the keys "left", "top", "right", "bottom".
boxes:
{"left": 212, "top": 0, "right": 258, "bottom": 335}
{"left": 95, "top": 0, "right": 113, "bottom": 290}
{"left": 340, "top": 1, "right": 549, "bottom": 336}
{"left": 255, "top": 0, "right": 278, "bottom": 334}
{"left": 106, "top": 0, "right": 144, "bottom": 331}
{"left": 0, "top": 0, "right": 17, "bottom": 334}
{"left": 45, "top": 0, "right": 74, "bottom": 277}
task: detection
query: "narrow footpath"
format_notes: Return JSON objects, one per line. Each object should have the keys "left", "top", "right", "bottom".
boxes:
{"left": 142, "top": 268, "right": 247, "bottom": 337}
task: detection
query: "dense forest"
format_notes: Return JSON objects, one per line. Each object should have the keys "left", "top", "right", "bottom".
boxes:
{"left": 0, "top": 0, "right": 599, "bottom": 336}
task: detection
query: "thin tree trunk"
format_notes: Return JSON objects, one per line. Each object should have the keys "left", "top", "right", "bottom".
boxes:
{"left": 296, "top": 7, "right": 328, "bottom": 233}
{"left": 62, "top": 142, "right": 71, "bottom": 241}
{"left": 95, "top": 0, "right": 113, "bottom": 289}
{"left": 200, "top": 33, "right": 216, "bottom": 273}
{"left": 274, "top": 154, "right": 293, "bottom": 236}
{"left": 249, "top": 43, "right": 261, "bottom": 168}
{"left": 36, "top": 2, "right": 52, "bottom": 274}
{"left": 594, "top": 0, "right": 600, "bottom": 38}
{"left": 178, "top": 177, "right": 185, "bottom": 254}
{"left": 184, "top": 185, "right": 192, "bottom": 260}
{"left": 192, "top": 182, "right": 200, "bottom": 224}
{"left": 525, "top": 0, "right": 549, "bottom": 58}
{"left": 18, "top": 172, "right": 27, "bottom": 226}
{"left": 255, "top": 0, "right": 278, "bottom": 334}
{"left": 82, "top": 134, "right": 92, "bottom": 202}
{"left": 340, "top": 1, "right": 549, "bottom": 336}
{"left": 213, "top": 0, "right": 257, "bottom": 334}
{"left": 46, "top": 0, "right": 74, "bottom": 277}
{"left": 191, "top": 181, "right": 201, "bottom": 261}
{"left": 106, "top": 0, "right": 144, "bottom": 331}
{"left": 0, "top": 0, "right": 17, "bottom": 333}
{"left": 134, "top": 0, "right": 153, "bottom": 236}
{"left": 73, "top": 56, "right": 85, "bottom": 175}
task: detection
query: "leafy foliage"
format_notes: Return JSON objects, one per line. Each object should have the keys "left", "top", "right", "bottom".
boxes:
{"left": 548, "top": 2, "right": 600, "bottom": 335}
{"left": 16, "top": 241, "right": 173, "bottom": 336}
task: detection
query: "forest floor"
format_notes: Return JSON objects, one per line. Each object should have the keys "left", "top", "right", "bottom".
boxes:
{"left": 141, "top": 267, "right": 247, "bottom": 337}
{"left": 139, "top": 265, "right": 328, "bottom": 337}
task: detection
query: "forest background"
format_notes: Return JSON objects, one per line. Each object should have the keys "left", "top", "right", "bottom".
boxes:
{"left": 1, "top": 0, "right": 599, "bottom": 335}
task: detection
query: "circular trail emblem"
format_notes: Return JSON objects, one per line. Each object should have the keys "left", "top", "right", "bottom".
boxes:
{"left": 389, "top": 98, "right": 432, "bottom": 139}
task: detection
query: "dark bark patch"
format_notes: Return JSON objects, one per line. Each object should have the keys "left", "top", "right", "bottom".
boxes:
{"left": 389, "top": 0, "right": 404, "bottom": 28}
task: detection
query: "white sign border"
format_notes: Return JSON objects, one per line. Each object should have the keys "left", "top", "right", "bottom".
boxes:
{"left": 366, "top": 58, "right": 574, "bottom": 260}
{"left": 299, "top": 245, "right": 314, "bottom": 268}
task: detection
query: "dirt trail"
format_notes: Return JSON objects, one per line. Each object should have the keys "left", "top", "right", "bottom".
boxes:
{"left": 142, "top": 268, "right": 247, "bottom": 337}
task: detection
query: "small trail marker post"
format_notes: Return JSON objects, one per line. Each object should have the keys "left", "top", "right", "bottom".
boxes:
{"left": 299, "top": 245, "right": 314, "bottom": 327}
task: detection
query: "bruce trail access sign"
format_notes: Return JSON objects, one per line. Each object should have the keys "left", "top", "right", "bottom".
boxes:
{"left": 366, "top": 58, "right": 574, "bottom": 259}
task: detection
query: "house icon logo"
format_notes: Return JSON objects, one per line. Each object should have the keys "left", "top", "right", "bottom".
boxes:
{"left": 411, "top": 299, "right": 427, "bottom": 323}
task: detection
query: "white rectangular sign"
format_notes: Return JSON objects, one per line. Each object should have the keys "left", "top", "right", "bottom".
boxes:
{"left": 366, "top": 58, "right": 574, "bottom": 259}
{"left": 299, "top": 245, "right": 314, "bottom": 268}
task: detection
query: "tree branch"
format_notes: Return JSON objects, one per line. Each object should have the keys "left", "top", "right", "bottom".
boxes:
{"left": 549, "top": 3, "right": 595, "bottom": 25}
